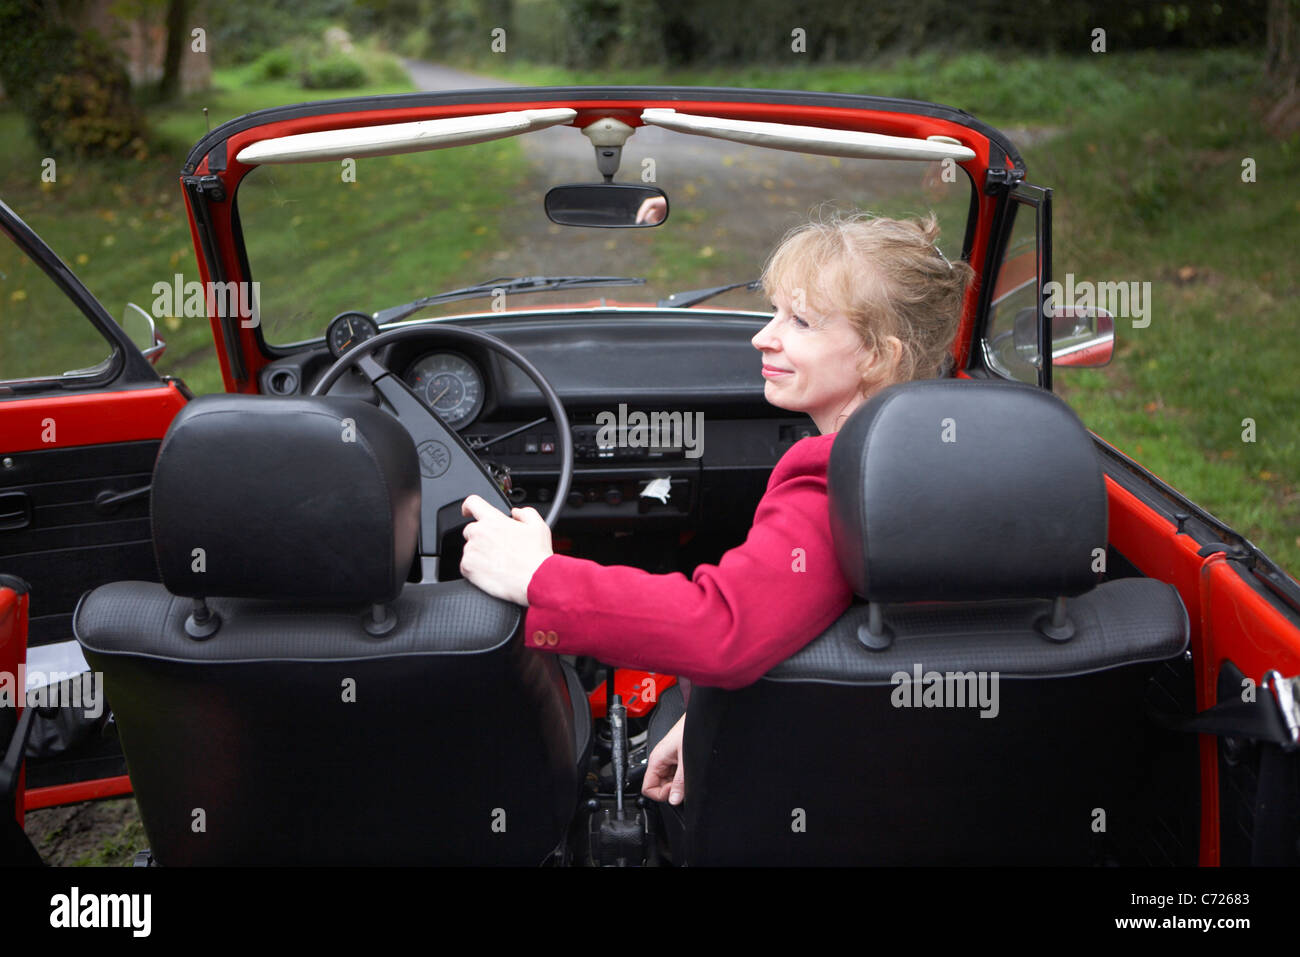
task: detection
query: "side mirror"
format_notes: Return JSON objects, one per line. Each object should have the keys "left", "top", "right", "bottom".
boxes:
{"left": 122, "top": 302, "right": 166, "bottom": 365}
{"left": 1049, "top": 305, "right": 1114, "bottom": 368}
{"left": 544, "top": 184, "right": 668, "bottom": 227}
{"left": 1013, "top": 304, "right": 1114, "bottom": 369}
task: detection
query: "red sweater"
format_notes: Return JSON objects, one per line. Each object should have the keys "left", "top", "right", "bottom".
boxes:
{"left": 522, "top": 432, "right": 854, "bottom": 689}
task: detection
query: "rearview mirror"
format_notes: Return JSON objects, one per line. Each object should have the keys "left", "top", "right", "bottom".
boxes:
{"left": 544, "top": 184, "right": 668, "bottom": 228}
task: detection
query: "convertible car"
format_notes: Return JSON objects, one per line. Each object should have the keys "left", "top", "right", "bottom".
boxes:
{"left": 2, "top": 86, "right": 1298, "bottom": 867}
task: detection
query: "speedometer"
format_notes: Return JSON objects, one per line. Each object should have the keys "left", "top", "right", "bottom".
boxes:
{"left": 403, "top": 352, "right": 485, "bottom": 429}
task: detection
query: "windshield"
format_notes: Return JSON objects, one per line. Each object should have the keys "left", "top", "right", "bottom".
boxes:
{"left": 235, "top": 121, "right": 975, "bottom": 346}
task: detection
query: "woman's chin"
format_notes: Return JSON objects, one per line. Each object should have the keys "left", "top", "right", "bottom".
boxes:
{"left": 763, "top": 382, "right": 802, "bottom": 414}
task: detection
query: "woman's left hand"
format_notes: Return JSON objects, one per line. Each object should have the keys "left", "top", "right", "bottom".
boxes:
{"left": 459, "top": 494, "right": 553, "bottom": 606}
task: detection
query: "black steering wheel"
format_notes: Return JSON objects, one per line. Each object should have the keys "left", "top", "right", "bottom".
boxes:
{"left": 310, "top": 325, "right": 572, "bottom": 582}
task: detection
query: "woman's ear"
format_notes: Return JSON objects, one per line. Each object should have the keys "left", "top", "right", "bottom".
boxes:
{"left": 860, "top": 336, "right": 904, "bottom": 381}
{"left": 882, "top": 335, "right": 904, "bottom": 378}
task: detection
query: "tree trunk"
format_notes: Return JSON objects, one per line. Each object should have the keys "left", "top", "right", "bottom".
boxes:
{"left": 158, "top": 0, "right": 187, "bottom": 100}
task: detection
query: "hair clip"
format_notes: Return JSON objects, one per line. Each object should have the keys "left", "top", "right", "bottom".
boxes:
{"left": 933, "top": 243, "right": 953, "bottom": 271}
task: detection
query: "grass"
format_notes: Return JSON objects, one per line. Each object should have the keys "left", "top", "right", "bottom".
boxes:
{"left": 71, "top": 814, "right": 148, "bottom": 867}
{"left": 238, "top": 138, "right": 531, "bottom": 347}
{"left": 1018, "top": 59, "right": 1300, "bottom": 576}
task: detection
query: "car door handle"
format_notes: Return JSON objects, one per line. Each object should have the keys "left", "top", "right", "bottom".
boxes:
{"left": 0, "top": 491, "right": 32, "bottom": 530}
{"left": 94, "top": 484, "right": 151, "bottom": 513}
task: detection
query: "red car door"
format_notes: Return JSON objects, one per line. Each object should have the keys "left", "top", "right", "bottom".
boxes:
{"left": 0, "top": 199, "right": 188, "bottom": 811}
{"left": 975, "top": 179, "right": 1300, "bottom": 866}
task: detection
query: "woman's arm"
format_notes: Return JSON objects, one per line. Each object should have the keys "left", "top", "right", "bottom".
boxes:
{"left": 517, "top": 435, "right": 853, "bottom": 689}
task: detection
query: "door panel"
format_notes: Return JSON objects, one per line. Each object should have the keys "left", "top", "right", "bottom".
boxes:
{"left": 0, "top": 439, "right": 164, "bottom": 647}
{"left": 1, "top": 201, "right": 190, "bottom": 807}
{"left": 1101, "top": 441, "right": 1300, "bottom": 865}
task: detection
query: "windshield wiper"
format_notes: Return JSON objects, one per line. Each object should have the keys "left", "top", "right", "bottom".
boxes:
{"left": 657, "top": 279, "right": 760, "bottom": 309}
{"left": 374, "top": 276, "right": 647, "bottom": 324}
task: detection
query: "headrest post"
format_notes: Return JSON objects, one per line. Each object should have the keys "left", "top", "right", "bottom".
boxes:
{"left": 856, "top": 601, "right": 894, "bottom": 650}
{"left": 184, "top": 597, "right": 221, "bottom": 640}
{"left": 1036, "top": 596, "right": 1075, "bottom": 643}
{"left": 363, "top": 602, "right": 397, "bottom": 638}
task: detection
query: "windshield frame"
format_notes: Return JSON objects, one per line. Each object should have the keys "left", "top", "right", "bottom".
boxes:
{"left": 182, "top": 86, "right": 1018, "bottom": 390}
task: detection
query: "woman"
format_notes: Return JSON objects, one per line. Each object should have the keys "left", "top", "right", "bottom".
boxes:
{"left": 459, "top": 210, "right": 974, "bottom": 808}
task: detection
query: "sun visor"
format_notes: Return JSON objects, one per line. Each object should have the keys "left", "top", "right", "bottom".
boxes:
{"left": 639, "top": 108, "right": 975, "bottom": 162}
{"left": 235, "top": 107, "right": 577, "bottom": 165}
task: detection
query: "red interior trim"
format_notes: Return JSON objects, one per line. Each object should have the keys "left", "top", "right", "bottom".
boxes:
{"left": 24, "top": 774, "right": 133, "bottom": 812}
{"left": 0, "top": 383, "right": 188, "bottom": 454}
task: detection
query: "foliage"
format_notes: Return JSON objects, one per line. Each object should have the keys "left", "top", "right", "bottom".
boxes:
{"left": 0, "top": 2, "right": 148, "bottom": 158}
{"left": 467, "top": 0, "right": 1271, "bottom": 69}
{"left": 205, "top": 0, "right": 359, "bottom": 64}
{"left": 248, "top": 38, "right": 409, "bottom": 89}
{"left": 301, "top": 52, "right": 370, "bottom": 88}
{"left": 252, "top": 47, "right": 297, "bottom": 81}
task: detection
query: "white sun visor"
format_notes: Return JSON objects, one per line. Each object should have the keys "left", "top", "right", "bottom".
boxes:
{"left": 234, "top": 108, "right": 578, "bottom": 165}
{"left": 640, "top": 108, "right": 976, "bottom": 162}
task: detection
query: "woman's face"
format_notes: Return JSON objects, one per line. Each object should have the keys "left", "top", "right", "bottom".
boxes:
{"left": 753, "top": 283, "right": 888, "bottom": 434}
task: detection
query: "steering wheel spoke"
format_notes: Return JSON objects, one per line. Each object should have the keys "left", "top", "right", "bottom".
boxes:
{"left": 310, "top": 327, "right": 573, "bottom": 584}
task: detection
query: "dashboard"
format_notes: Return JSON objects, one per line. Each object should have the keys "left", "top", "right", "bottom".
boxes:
{"left": 258, "top": 311, "right": 819, "bottom": 528}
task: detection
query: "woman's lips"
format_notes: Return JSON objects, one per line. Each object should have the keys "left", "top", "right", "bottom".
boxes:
{"left": 762, "top": 364, "right": 792, "bottom": 378}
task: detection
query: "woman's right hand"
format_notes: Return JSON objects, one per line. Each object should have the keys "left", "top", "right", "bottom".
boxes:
{"left": 642, "top": 713, "right": 687, "bottom": 805}
{"left": 635, "top": 196, "right": 667, "bottom": 225}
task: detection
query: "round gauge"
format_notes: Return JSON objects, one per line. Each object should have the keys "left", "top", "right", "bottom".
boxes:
{"left": 327, "top": 311, "right": 379, "bottom": 358}
{"left": 404, "top": 352, "right": 485, "bottom": 429}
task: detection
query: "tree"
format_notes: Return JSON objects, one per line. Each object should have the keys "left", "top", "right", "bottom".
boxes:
{"left": 157, "top": 0, "right": 188, "bottom": 100}
{"left": 0, "top": 0, "right": 148, "bottom": 157}
{"left": 1265, "top": 0, "right": 1300, "bottom": 135}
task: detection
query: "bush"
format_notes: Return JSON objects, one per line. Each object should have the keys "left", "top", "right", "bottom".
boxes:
{"left": 354, "top": 45, "right": 410, "bottom": 86}
{"left": 33, "top": 31, "right": 148, "bottom": 158}
{"left": 252, "top": 47, "right": 296, "bottom": 81}
{"left": 0, "top": 5, "right": 147, "bottom": 158}
{"left": 300, "top": 53, "right": 368, "bottom": 89}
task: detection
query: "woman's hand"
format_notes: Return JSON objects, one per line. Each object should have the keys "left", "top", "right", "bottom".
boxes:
{"left": 459, "top": 494, "right": 553, "bottom": 606}
{"left": 635, "top": 195, "right": 667, "bottom": 225}
{"left": 642, "top": 713, "right": 687, "bottom": 805}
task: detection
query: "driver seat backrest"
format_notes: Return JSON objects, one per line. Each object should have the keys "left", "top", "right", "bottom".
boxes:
{"left": 680, "top": 379, "right": 1190, "bottom": 865}
{"left": 74, "top": 394, "right": 589, "bottom": 864}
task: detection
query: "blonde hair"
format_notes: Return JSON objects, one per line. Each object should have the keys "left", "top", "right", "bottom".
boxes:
{"left": 759, "top": 209, "right": 975, "bottom": 394}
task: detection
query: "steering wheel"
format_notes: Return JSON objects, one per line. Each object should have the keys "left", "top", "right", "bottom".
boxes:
{"left": 311, "top": 325, "right": 573, "bottom": 582}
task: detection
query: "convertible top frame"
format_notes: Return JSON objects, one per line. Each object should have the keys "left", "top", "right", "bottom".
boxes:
{"left": 179, "top": 86, "right": 1020, "bottom": 394}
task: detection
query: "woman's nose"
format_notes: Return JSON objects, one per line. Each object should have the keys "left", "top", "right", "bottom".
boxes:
{"left": 752, "top": 316, "right": 779, "bottom": 351}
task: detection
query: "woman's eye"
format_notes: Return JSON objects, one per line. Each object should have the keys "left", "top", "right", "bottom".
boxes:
{"left": 792, "top": 315, "right": 810, "bottom": 328}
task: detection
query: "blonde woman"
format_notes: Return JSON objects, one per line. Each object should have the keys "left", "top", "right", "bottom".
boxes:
{"left": 460, "top": 210, "right": 975, "bottom": 807}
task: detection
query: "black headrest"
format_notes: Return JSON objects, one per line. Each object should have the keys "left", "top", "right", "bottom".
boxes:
{"left": 828, "top": 379, "right": 1106, "bottom": 603}
{"left": 152, "top": 395, "right": 420, "bottom": 603}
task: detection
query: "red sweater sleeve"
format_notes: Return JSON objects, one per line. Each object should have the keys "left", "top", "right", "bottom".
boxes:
{"left": 522, "top": 433, "right": 853, "bottom": 689}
